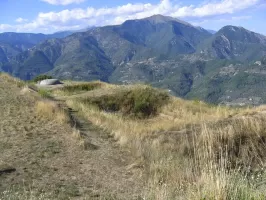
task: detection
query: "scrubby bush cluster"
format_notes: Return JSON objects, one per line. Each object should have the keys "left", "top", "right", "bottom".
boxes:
{"left": 38, "top": 88, "right": 51, "bottom": 98}
{"left": 82, "top": 86, "right": 169, "bottom": 118}
{"left": 33, "top": 74, "right": 53, "bottom": 82}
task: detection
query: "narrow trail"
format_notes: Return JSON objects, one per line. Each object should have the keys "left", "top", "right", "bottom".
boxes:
{"left": 56, "top": 100, "right": 146, "bottom": 199}
{"left": 0, "top": 80, "right": 145, "bottom": 199}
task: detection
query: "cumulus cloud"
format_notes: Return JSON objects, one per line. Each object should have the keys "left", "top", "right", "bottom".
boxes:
{"left": 191, "top": 15, "right": 252, "bottom": 26}
{"left": 41, "top": 0, "right": 85, "bottom": 5}
{"left": 0, "top": 24, "right": 13, "bottom": 31}
{"left": 15, "top": 18, "right": 28, "bottom": 23}
{"left": 172, "top": 0, "right": 259, "bottom": 17}
{"left": 0, "top": 0, "right": 261, "bottom": 33}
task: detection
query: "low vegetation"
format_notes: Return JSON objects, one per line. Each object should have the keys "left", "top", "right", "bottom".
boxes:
{"left": 64, "top": 82, "right": 266, "bottom": 199}
{"left": 0, "top": 75, "right": 144, "bottom": 199}
{"left": 0, "top": 72, "right": 25, "bottom": 88}
{"left": 3, "top": 74, "right": 266, "bottom": 199}
{"left": 0, "top": 187, "right": 52, "bottom": 200}
{"left": 37, "top": 88, "right": 51, "bottom": 98}
{"left": 57, "top": 81, "right": 104, "bottom": 95}
{"left": 32, "top": 74, "right": 53, "bottom": 83}
{"left": 81, "top": 86, "right": 169, "bottom": 118}
{"left": 35, "top": 100, "right": 69, "bottom": 124}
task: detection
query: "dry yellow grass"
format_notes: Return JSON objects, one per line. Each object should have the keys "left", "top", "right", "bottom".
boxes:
{"left": 52, "top": 80, "right": 112, "bottom": 97}
{"left": 0, "top": 72, "right": 25, "bottom": 88}
{"left": 66, "top": 96, "right": 240, "bottom": 147}
{"left": 1, "top": 74, "right": 144, "bottom": 199}
{"left": 3, "top": 72, "right": 266, "bottom": 199}
{"left": 62, "top": 82, "right": 266, "bottom": 199}
{"left": 35, "top": 100, "right": 69, "bottom": 124}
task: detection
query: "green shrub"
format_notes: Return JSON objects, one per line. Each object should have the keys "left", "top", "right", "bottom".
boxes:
{"left": 33, "top": 75, "right": 53, "bottom": 83}
{"left": 38, "top": 89, "right": 51, "bottom": 98}
{"left": 82, "top": 86, "right": 169, "bottom": 118}
{"left": 16, "top": 80, "right": 26, "bottom": 88}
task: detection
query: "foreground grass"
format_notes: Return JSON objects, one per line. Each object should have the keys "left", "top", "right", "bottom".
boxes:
{"left": 3, "top": 72, "right": 266, "bottom": 199}
{"left": 0, "top": 74, "right": 144, "bottom": 199}
{"left": 62, "top": 82, "right": 266, "bottom": 199}
{"left": 0, "top": 188, "right": 52, "bottom": 200}
{"left": 35, "top": 100, "right": 69, "bottom": 124}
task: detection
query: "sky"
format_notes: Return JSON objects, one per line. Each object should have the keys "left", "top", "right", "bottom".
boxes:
{"left": 0, "top": 0, "right": 266, "bottom": 35}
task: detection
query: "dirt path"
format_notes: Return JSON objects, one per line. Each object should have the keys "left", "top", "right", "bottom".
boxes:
{"left": 64, "top": 106, "right": 145, "bottom": 199}
{"left": 0, "top": 77, "right": 144, "bottom": 199}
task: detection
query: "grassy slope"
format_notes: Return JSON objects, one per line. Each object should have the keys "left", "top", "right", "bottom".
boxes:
{"left": 3, "top": 75, "right": 266, "bottom": 199}
{"left": 0, "top": 74, "right": 143, "bottom": 199}
{"left": 52, "top": 81, "right": 266, "bottom": 199}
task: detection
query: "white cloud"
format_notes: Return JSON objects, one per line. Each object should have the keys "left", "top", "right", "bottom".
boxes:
{"left": 0, "top": 0, "right": 262, "bottom": 33}
{"left": 0, "top": 24, "right": 13, "bottom": 31}
{"left": 174, "top": 0, "right": 259, "bottom": 17}
{"left": 232, "top": 15, "right": 252, "bottom": 20}
{"left": 41, "top": 0, "right": 85, "bottom": 5}
{"left": 15, "top": 18, "right": 28, "bottom": 23}
{"left": 191, "top": 15, "right": 252, "bottom": 26}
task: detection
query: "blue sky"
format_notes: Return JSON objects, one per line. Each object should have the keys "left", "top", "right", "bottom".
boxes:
{"left": 0, "top": 0, "right": 265, "bottom": 35}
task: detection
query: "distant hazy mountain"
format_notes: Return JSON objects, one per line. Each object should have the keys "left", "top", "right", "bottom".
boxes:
{"left": 0, "top": 31, "right": 73, "bottom": 68}
{"left": 198, "top": 26, "right": 266, "bottom": 61}
{"left": 2, "top": 15, "right": 266, "bottom": 105}
{"left": 6, "top": 14, "right": 211, "bottom": 80}
{"left": 9, "top": 35, "right": 113, "bottom": 81}
{"left": 0, "top": 31, "right": 73, "bottom": 49}
{"left": 206, "top": 29, "right": 217, "bottom": 34}
{"left": 76, "top": 26, "right": 96, "bottom": 32}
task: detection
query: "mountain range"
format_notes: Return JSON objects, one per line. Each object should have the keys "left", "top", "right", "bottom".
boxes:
{"left": 1, "top": 14, "right": 266, "bottom": 105}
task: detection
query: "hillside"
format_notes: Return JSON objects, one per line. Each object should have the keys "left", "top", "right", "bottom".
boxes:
{"left": 1, "top": 15, "right": 266, "bottom": 105}
{"left": 4, "top": 15, "right": 211, "bottom": 81}
{"left": 0, "top": 31, "right": 73, "bottom": 73}
{"left": 45, "top": 79, "right": 266, "bottom": 199}
{"left": 2, "top": 74, "right": 266, "bottom": 199}
{"left": 0, "top": 74, "right": 143, "bottom": 199}
{"left": 186, "top": 58, "right": 266, "bottom": 105}
{"left": 11, "top": 35, "right": 114, "bottom": 81}
{"left": 0, "top": 32, "right": 71, "bottom": 50}
{"left": 198, "top": 26, "right": 266, "bottom": 61}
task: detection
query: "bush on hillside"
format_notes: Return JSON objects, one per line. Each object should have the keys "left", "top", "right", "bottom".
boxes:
{"left": 82, "top": 86, "right": 170, "bottom": 118}
{"left": 38, "top": 88, "right": 51, "bottom": 98}
{"left": 33, "top": 74, "right": 53, "bottom": 82}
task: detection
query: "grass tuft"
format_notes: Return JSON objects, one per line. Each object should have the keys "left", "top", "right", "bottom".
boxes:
{"left": 0, "top": 188, "right": 52, "bottom": 200}
{"left": 0, "top": 73, "right": 25, "bottom": 88}
{"left": 35, "top": 100, "right": 69, "bottom": 124}
{"left": 38, "top": 89, "right": 51, "bottom": 98}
